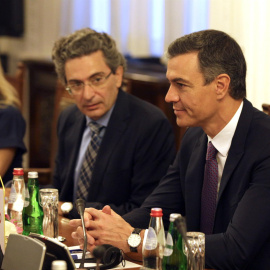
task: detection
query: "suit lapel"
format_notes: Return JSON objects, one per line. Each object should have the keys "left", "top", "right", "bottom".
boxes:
{"left": 87, "top": 90, "right": 129, "bottom": 199}
{"left": 66, "top": 109, "right": 86, "bottom": 188}
{"left": 218, "top": 99, "right": 253, "bottom": 202}
{"left": 185, "top": 99, "right": 254, "bottom": 229}
{"left": 185, "top": 132, "right": 208, "bottom": 230}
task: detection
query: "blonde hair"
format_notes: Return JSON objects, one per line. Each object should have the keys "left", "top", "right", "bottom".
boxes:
{"left": 0, "top": 60, "right": 21, "bottom": 109}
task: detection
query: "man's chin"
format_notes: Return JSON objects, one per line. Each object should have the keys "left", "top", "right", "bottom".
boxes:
{"left": 86, "top": 114, "right": 101, "bottom": 121}
{"left": 83, "top": 110, "right": 102, "bottom": 120}
{"left": 176, "top": 118, "right": 193, "bottom": 128}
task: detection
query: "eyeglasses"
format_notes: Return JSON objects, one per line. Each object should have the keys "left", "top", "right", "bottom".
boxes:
{"left": 66, "top": 71, "right": 112, "bottom": 95}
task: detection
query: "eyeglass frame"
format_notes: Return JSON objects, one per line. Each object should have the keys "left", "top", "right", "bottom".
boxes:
{"left": 65, "top": 71, "right": 113, "bottom": 95}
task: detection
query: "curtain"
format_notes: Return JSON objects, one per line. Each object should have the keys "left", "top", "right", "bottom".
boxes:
{"left": 0, "top": 0, "right": 208, "bottom": 71}
{"left": 60, "top": 0, "right": 209, "bottom": 57}
{"left": 2, "top": 0, "right": 268, "bottom": 110}
{"left": 209, "top": 0, "right": 270, "bottom": 109}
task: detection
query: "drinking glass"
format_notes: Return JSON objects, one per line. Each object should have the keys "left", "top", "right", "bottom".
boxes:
{"left": 39, "top": 188, "right": 59, "bottom": 239}
{"left": 183, "top": 232, "right": 205, "bottom": 270}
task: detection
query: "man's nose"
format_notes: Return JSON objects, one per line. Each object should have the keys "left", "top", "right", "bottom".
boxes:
{"left": 165, "top": 85, "right": 179, "bottom": 103}
{"left": 82, "top": 84, "right": 95, "bottom": 99}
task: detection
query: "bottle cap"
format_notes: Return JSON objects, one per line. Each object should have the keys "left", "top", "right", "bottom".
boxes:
{"left": 169, "top": 213, "right": 182, "bottom": 222}
{"left": 13, "top": 168, "right": 24, "bottom": 175}
{"left": 150, "top": 208, "right": 163, "bottom": 217}
{"left": 28, "top": 171, "right": 38, "bottom": 178}
{"left": 51, "top": 260, "right": 67, "bottom": 270}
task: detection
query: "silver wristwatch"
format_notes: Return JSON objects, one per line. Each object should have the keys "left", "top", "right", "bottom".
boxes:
{"left": 127, "top": 228, "right": 142, "bottom": 252}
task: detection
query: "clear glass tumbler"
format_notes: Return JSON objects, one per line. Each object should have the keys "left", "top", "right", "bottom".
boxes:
{"left": 39, "top": 188, "right": 59, "bottom": 239}
{"left": 183, "top": 232, "right": 205, "bottom": 270}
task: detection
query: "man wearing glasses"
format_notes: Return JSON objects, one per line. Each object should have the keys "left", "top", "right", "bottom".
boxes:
{"left": 51, "top": 28, "right": 176, "bottom": 218}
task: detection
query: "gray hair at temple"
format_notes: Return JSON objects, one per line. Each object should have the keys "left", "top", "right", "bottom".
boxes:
{"left": 165, "top": 29, "right": 246, "bottom": 100}
{"left": 52, "top": 28, "right": 127, "bottom": 84}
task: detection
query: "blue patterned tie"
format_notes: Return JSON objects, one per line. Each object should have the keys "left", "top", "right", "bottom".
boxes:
{"left": 200, "top": 141, "right": 218, "bottom": 234}
{"left": 76, "top": 122, "right": 104, "bottom": 200}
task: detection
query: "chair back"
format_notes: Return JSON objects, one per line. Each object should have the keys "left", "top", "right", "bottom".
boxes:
{"left": 262, "top": 103, "right": 270, "bottom": 115}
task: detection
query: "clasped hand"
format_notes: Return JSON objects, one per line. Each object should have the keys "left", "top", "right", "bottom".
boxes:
{"left": 69, "top": 205, "right": 134, "bottom": 253}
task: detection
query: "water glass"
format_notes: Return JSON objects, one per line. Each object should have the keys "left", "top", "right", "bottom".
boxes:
{"left": 39, "top": 188, "right": 59, "bottom": 239}
{"left": 183, "top": 232, "right": 205, "bottom": 270}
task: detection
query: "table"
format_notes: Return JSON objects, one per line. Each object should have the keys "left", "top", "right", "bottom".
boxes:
{"left": 3, "top": 188, "right": 211, "bottom": 269}
{"left": 58, "top": 208, "right": 142, "bottom": 270}
{"left": 3, "top": 187, "right": 75, "bottom": 246}
{"left": 58, "top": 214, "right": 78, "bottom": 247}
{"left": 58, "top": 215, "right": 213, "bottom": 270}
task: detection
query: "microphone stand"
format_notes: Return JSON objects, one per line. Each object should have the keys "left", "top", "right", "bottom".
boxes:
{"left": 76, "top": 198, "right": 87, "bottom": 269}
{"left": 174, "top": 216, "right": 197, "bottom": 270}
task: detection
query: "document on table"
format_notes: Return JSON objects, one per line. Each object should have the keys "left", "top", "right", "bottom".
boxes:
{"left": 69, "top": 246, "right": 142, "bottom": 269}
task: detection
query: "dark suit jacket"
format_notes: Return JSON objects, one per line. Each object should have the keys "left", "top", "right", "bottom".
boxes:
{"left": 123, "top": 99, "right": 270, "bottom": 270}
{"left": 53, "top": 89, "right": 176, "bottom": 218}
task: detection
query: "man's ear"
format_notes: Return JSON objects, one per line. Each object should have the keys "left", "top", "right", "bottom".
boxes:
{"left": 215, "top": 74, "right": 230, "bottom": 100}
{"left": 115, "top": 65, "right": 124, "bottom": 88}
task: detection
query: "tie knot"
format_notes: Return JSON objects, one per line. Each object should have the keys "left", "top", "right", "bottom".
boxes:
{"left": 88, "top": 121, "right": 103, "bottom": 135}
{"left": 206, "top": 141, "right": 217, "bottom": 160}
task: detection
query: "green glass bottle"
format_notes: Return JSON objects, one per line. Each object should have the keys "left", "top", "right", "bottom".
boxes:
{"left": 22, "top": 171, "right": 44, "bottom": 235}
{"left": 162, "top": 213, "right": 187, "bottom": 270}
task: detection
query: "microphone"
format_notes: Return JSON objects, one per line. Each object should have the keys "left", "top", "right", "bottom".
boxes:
{"left": 76, "top": 198, "right": 87, "bottom": 269}
{"left": 174, "top": 215, "right": 187, "bottom": 240}
{"left": 174, "top": 216, "right": 196, "bottom": 270}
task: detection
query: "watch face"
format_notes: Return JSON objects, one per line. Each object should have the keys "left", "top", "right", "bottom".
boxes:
{"left": 128, "top": 233, "right": 141, "bottom": 248}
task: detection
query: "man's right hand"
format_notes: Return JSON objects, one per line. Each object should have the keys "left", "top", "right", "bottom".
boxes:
{"left": 69, "top": 205, "right": 135, "bottom": 253}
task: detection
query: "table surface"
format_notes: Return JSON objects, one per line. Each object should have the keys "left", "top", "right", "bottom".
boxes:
{"left": 57, "top": 206, "right": 143, "bottom": 269}
{"left": 58, "top": 214, "right": 78, "bottom": 247}
{"left": 3, "top": 187, "right": 77, "bottom": 246}
{"left": 52, "top": 205, "right": 212, "bottom": 270}
{"left": 3, "top": 188, "right": 211, "bottom": 269}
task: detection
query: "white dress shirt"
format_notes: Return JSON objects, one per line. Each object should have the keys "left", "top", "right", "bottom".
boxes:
{"left": 73, "top": 105, "right": 115, "bottom": 200}
{"left": 207, "top": 101, "right": 243, "bottom": 194}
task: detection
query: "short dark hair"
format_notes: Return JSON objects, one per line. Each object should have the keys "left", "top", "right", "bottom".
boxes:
{"left": 166, "top": 29, "right": 246, "bottom": 99}
{"left": 52, "top": 28, "right": 126, "bottom": 84}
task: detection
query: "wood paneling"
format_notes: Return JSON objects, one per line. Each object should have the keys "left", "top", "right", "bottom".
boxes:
{"left": 8, "top": 59, "right": 187, "bottom": 185}
{"left": 124, "top": 60, "right": 186, "bottom": 150}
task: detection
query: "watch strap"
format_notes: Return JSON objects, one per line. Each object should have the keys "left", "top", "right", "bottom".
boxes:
{"left": 133, "top": 228, "right": 142, "bottom": 235}
{"left": 130, "top": 246, "right": 138, "bottom": 252}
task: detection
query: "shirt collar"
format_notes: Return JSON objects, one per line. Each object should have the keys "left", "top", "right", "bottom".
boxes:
{"left": 208, "top": 101, "right": 243, "bottom": 157}
{"left": 85, "top": 104, "right": 115, "bottom": 128}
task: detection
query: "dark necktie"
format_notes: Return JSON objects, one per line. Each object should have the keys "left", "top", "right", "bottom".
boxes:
{"left": 76, "top": 121, "right": 104, "bottom": 200}
{"left": 200, "top": 141, "right": 218, "bottom": 235}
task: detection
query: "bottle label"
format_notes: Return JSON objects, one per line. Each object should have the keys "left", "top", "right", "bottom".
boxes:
{"left": 144, "top": 227, "right": 158, "bottom": 250}
{"left": 164, "top": 232, "right": 173, "bottom": 256}
{"left": 24, "top": 188, "right": 30, "bottom": 207}
{"left": 8, "top": 184, "right": 17, "bottom": 204}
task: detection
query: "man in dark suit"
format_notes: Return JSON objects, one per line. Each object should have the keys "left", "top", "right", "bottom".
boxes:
{"left": 70, "top": 29, "right": 270, "bottom": 270}
{"left": 51, "top": 28, "right": 176, "bottom": 218}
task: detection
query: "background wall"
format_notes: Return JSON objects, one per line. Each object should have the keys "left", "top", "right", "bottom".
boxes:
{"left": 209, "top": 0, "right": 270, "bottom": 113}
{"left": 0, "top": 0, "right": 270, "bottom": 110}
{"left": 0, "top": 0, "right": 61, "bottom": 72}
